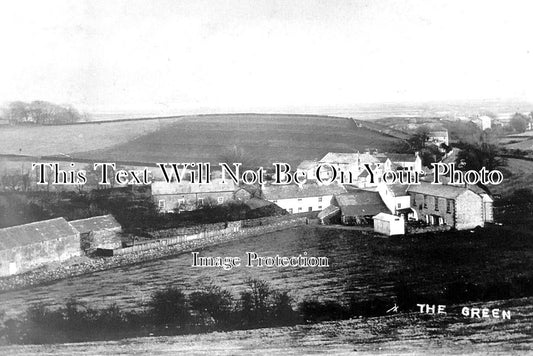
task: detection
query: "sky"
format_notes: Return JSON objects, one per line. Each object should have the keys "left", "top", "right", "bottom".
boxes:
{"left": 0, "top": 0, "right": 532, "bottom": 115}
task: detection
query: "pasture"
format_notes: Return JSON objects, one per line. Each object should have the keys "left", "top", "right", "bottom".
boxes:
{"left": 0, "top": 117, "right": 183, "bottom": 157}
{"left": 72, "top": 114, "right": 405, "bottom": 167}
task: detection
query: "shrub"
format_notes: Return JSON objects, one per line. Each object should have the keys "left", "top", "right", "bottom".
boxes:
{"left": 148, "top": 287, "right": 189, "bottom": 326}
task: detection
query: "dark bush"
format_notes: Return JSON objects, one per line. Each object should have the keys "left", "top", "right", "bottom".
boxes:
{"left": 148, "top": 287, "right": 189, "bottom": 326}
{"left": 189, "top": 285, "right": 234, "bottom": 328}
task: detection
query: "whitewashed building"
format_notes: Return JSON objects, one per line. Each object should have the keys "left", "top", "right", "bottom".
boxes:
{"left": 262, "top": 182, "right": 346, "bottom": 214}
{"left": 373, "top": 213, "right": 405, "bottom": 236}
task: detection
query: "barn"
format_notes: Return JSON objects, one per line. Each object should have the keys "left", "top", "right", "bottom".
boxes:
{"left": 70, "top": 215, "right": 122, "bottom": 253}
{"left": 336, "top": 190, "right": 390, "bottom": 225}
{"left": 0, "top": 217, "right": 81, "bottom": 276}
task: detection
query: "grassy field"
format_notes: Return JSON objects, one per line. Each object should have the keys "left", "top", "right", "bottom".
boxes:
{"left": 1, "top": 297, "right": 531, "bottom": 354}
{"left": 72, "top": 114, "right": 405, "bottom": 167}
{"left": 0, "top": 117, "right": 183, "bottom": 156}
{"left": 491, "top": 157, "right": 533, "bottom": 197}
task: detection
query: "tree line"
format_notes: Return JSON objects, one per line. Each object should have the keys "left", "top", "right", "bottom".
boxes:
{"left": 1, "top": 101, "right": 86, "bottom": 125}
{"left": 1, "top": 274, "right": 532, "bottom": 345}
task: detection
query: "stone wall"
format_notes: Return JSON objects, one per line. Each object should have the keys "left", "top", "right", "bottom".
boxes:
{"left": 109, "top": 216, "right": 304, "bottom": 256}
{"left": 0, "top": 215, "right": 308, "bottom": 291}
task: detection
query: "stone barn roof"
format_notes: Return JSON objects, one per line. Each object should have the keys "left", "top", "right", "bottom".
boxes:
{"left": 335, "top": 191, "right": 390, "bottom": 217}
{"left": 70, "top": 215, "right": 121, "bottom": 234}
{"left": 0, "top": 217, "right": 78, "bottom": 251}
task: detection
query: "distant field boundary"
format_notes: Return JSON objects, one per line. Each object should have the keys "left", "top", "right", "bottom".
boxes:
{"left": 501, "top": 154, "right": 533, "bottom": 162}
{"left": 8, "top": 112, "right": 358, "bottom": 127}
{"left": 0, "top": 153, "right": 161, "bottom": 167}
{"left": 351, "top": 118, "right": 411, "bottom": 140}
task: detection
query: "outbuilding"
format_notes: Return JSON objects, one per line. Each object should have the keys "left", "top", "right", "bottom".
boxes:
{"left": 373, "top": 213, "right": 405, "bottom": 236}
{"left": 70, "top": 214, "right": 122, "bottom": 253}
{"left": 0, "top": 217, "right": 81, "bottom": 276}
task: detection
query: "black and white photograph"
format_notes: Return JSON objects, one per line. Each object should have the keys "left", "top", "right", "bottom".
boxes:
{"left": 0, "top": 1, "right": 532, "bottom": 354}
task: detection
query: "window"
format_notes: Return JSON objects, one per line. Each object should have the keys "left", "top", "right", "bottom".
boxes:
{"left": 178, "top": 198, "right": 185, "bottom": 205}
{"left": 158, "top": 200, "right": 165, "bottom": 210}
{"left": 446, "top": 199, "right": 453, "bottom": 213}
{"left": 318, "top": 205, "right": 322, "bottom": 210}
{"left": 198, "top": 198, "right": 204, "bottom": 206}
{"left": 397, "top": 203, "right": 401, "bottom": 209}
{"left": 423, "top": 195, "right": 427, "bottom": 209}
{"left": 217, "top": 197, "right": 224, "bottom": 204}
{"left": 297, "top": 198, "right": 302, "bottom": 202}
{"left": 308, "top": 207, "right": 312, "bottom": 212}
{"left": 288, "top": 208, "right": 293, "bottom": 213}
{"left": 318, "top": 197, "right": 323, "bottom": 203}
{"left": 298, "top": 207, "right": 302, "bottom": 212}
{"left": 434, "top": 197, "right": 439, "bottom": 211}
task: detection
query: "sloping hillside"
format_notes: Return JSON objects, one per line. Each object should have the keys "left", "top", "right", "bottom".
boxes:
{"left": 73, "top": 114, "right": 405, "bottom": 167}
{"left": 0, "top": 117, "right": 184, "bottom": 156}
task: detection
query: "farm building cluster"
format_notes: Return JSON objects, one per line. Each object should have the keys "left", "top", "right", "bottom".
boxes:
{"left": 0, "top": 215, "right": 121, "bottom": 277}
{"left": 148, "top": 148, "right": 494, "bottom": 236}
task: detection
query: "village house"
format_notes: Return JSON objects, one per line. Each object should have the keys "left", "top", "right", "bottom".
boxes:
{"left": 0, "top": 217, "right": 81, "bottom": 276}
{"left": 296, "top": 160, "right": 319, "bottom": 180}
{"left": 335, "top": 190, "right": 390, "bottom": 225}
{"left": 386, "top": 153, "right": 422, "bottom": 172}
{"left": 377, "top": 183, "right": 413, "bottom": 218}
{"left": 475, "top": 115, "right": 492, "bottom": 131}
{"left": 262, "top": 182, "right": 346, "bottom": 214}
{"left": 407, "top": 182, "right": 492, "bottom": 230}
{"left": 70, "top": 215, "right": 122, "bottom": 254}
{"left": 318, "top": 152, "right": 381, "bottom": 178}
{"left": 428, "top": 130, "right": 449, "bottom": 147}
{"left": 151, "top": 178, "right": 238, "bottom": 212}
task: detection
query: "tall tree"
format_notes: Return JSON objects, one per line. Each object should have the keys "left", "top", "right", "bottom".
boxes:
{"left": 509, "top": 113, "right": 528, "bottom": 133}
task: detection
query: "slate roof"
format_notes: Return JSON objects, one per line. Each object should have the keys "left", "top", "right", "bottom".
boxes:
{"left": 387, "top": 184, "right": 411, "bottom": 197}
{"left": 317, "top": 205, "right": 341, "bottom": 220}
{"left": 297, "top": 160, "right": 318, "bottom": 170}
{"left": 387, "top": 153, "right": 418, "bottom": 163}
{"left": 430, "top": 130, "right": 448, "bottom": 138}
{"left": 0, "top": 217, "right": 78, "bottom": 251}
{"left": 335, "top": 191, "right": 390, "bottom": 217}
{"left": 319, "top": 152, "right": 380, "bottom": 165}
{"left": 262, "top": 183, "right": 346, "bottom": 201}
{"left": 70, "top": 215, "right": 121, "bottom": 234}
{"left": 152, "top": 179, "right": 237, "bottom": 195}
{"left": 407, "top": 182, "right": 471, "bottom": 199}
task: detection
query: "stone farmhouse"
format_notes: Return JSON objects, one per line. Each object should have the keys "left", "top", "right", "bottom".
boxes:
{"left": 386, "top": 153, "right": 422, "bottom": 172}
{"left": 262, "top": 182, "right": 346, "bottom": 214}
{"left": 318, "top": 152, "right": 381, "bottom": 178}
{"left": 407, "top": 182, "right": 492, "bottom": 230}
{"left": 151, "top": 178, "right": 237, "bottom": 212}
{"left": 428, "top": 130, "right": 449, "bottom": 146}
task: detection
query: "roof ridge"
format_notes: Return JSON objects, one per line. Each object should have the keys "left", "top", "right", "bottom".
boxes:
{"left": 0, "top": 217, "right": 66, "bottom": 231}
{"left": 70, "top": 214, "right": 113, "bottom": 222}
